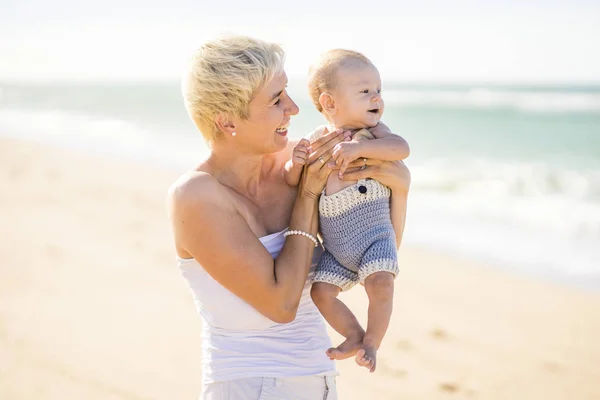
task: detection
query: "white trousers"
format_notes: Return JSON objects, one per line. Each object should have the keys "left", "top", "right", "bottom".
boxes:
{"left": 201, "top": 375, "right": 337, "bottom": 400}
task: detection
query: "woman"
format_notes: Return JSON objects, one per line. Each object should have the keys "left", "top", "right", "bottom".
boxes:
{"left": 168, "top": 35, "right": 410, "bottom": 399}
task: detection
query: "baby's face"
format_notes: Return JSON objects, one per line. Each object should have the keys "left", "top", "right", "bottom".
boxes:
{"left": 332, "top": 64, "right": 384, "bottom": 129}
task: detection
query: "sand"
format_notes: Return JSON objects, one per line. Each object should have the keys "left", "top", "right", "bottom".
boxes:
{"left": 1, "top": 137, "right": 600, "bottom": 400}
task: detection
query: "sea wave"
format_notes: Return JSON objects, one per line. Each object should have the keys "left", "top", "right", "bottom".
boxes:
{"left": 405, "top": 158, "right": 600, "bottom": 280}
{"left": 1, "top": 106, "right": 599, "bottom": 283}
{"left": 412, "top": 158, "right": 600, "bottom": 200}
{"left": 410, "top": 158, "right": 600, "bottom": 236}
{"left": 0, "top": 107, "right": 205, "bottom": 165}
{"left": 384, "top": 88, "right": 600, "bottom": 113}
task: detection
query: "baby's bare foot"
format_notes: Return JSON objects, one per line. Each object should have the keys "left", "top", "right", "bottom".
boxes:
{"left": 326, "top": 334, "right": 363, "bottom": 360}
{"left": 355, "top": 343, "right": 377, "bottom": 373}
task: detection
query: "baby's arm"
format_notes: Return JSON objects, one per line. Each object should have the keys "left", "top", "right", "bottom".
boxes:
{"left": 332, "top": 124, "right": 410, "bottom": 176}
{"left": 359, "top": 122, "right": 410, "bottom": 161}
{"left": 284, "top": 159, "right": 303, "bottom": 186}
{"left": 285, "top": 125, "right": 332, "bottom": 186}
{"left": 284, "top": 138, "right": 311, "bottom": 187}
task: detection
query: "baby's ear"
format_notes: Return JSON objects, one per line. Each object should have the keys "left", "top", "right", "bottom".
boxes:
{"left": 319, "top": 92, "right": 336, "bottom": 116}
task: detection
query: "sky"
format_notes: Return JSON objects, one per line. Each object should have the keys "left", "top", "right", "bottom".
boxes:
{"left": 1, "top": 0, "right": 600, "bottom": 83}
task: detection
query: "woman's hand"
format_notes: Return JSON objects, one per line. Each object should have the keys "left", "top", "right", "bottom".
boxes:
{"left": 298, "top": 128, "right": 351, "bottom": 199}
{"left": 334, "top": 158, "right": 411, "bottom": 193}
{"left": 335, "top": 158, "right": 411, "bottom": 248}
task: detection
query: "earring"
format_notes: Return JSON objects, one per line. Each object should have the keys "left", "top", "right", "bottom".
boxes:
{"left": 232, "top": 132, "right": 236, "bottom": 137}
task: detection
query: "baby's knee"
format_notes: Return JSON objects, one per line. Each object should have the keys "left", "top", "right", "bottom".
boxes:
{"left": 364, "top": 272, "right": 394, "bottom": 299}
{"left": 311, "top": 282, "right": 341, "bottom": 305}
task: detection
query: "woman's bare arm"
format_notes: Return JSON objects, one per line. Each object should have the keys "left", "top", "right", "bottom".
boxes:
{"left": 168, "top": 174, "right": 318, "bottom": 323}
{"left": 168, "top": 130, "right": 347, "bottom": 323}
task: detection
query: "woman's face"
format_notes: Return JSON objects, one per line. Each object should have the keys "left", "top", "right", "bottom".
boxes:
{"left": 233, "top": 71, "right": 299, "bottom": 154}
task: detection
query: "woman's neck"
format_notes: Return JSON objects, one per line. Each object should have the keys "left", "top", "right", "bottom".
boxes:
{"left": 206, "top": 142, "right": 274, "bottom": 199}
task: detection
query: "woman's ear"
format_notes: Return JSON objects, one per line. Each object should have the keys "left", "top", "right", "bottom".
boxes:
{"left": 319, "top": 92, "right": 337, "bottom": 117}
{"left": 215, "top": 114, "right": 236, "bottom": 137}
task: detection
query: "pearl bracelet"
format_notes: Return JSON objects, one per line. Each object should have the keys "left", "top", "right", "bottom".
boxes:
{"left": 283, "top": 230, "right": 319, "bottom": 247}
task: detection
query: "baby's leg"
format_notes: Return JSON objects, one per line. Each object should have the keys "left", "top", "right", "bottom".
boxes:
{"left": 312, "top": 250, "right": 362, "bottom": 360}
{"left": 356, "top": 272, "right": 395, "bottom": 372}
{"left": 311, "top": 282, "right": 364, "bottom": 360}
{"left": 356, "top": 238, "right": 399, "bottom": 372}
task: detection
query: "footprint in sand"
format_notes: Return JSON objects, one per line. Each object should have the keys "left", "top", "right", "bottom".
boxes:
{"left": 396, "top": 339, "right": 413, "bottom": 350}
{"left": 9, "top": 167, "right": 24, "bottom": 180}
{"left": 431, "top": 327, "right": 450, "bottom": 340}
{"left": 542, "top": 361, "right": 562, "bottom": 374}
{"left": 377, "top": 362, "right": 407, "bottom": 378}
{"left": 391, "top": 368, "right": 407, "bottom": 378}
{"left": 438, "top": 382, "right": 460, "bottom": 393}
{"left": 45, "top": 244, "right": 64, "bottom": 258}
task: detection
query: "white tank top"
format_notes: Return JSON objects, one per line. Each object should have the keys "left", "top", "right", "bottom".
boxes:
{"left": 177, "top": 229, "right": 337, "bottom": 383}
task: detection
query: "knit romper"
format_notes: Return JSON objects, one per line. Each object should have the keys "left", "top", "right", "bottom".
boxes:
{"left": 309, "top": 126, "right": 399, "bottom": 291}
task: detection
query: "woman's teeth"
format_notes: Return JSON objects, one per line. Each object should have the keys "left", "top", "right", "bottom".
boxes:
{"left": 275, "top": 124, "right": 289, "bottom": 132}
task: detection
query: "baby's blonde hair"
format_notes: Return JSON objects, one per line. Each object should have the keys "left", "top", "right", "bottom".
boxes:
{"left": 182, "top": 34, "right": 285, "bottom": 143}
{"left": 307, "top": 49, "right": 373, "bottom": 113}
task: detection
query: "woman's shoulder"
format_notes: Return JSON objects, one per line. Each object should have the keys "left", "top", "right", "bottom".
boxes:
{"left": 167, "top": 170, "right": 231, "bottom": 213}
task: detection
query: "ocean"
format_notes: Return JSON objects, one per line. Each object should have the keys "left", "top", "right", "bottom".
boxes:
{"left": 1, "top": 80, "right": 599, "bottom": 289}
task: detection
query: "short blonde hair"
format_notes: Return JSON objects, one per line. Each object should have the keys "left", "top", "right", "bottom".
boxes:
{"left": 308, "top": 49, "right": 373, "bottom": 113}
{"left": 182, "top": 34, "right": 285, "bottom": 143}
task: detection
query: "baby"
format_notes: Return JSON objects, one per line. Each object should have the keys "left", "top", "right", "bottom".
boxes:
{"left": 284, "top": 49, "right": 410, "bottom": 372}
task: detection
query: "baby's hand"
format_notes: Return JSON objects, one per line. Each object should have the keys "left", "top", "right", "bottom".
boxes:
{"left": 292, "top": 139, "right": 311, "bottom": 168}
{"left": 332, "top": 140, "right": 362, "bottom": 176}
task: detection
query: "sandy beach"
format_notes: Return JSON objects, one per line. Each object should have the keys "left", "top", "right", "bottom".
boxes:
{"left": 1, "top": 137, "right": 600, "bottom": 400}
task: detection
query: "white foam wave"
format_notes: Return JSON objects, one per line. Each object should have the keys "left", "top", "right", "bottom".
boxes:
{"left": 1, "top": 107, "right": 598, "bottom": 283}
{"left": 384, "top": 88, "right": 600, "bottom": 113}
{"left": 404, "top": 202, "right": 600, "bottom": 280}
{"left": 0, "top": 108, "right": 149, "bottom": 144}
{"left": 412, "top": 159, "right": 600, "bottom": 199}
{"left": 0, "top": 108, "right": 206, "bottom": 165}
{"left": 410, "top": 159, "right": 600, "bottom": 238}
{"left": 404, "top": 158, "right": 600, "bottom": 280}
